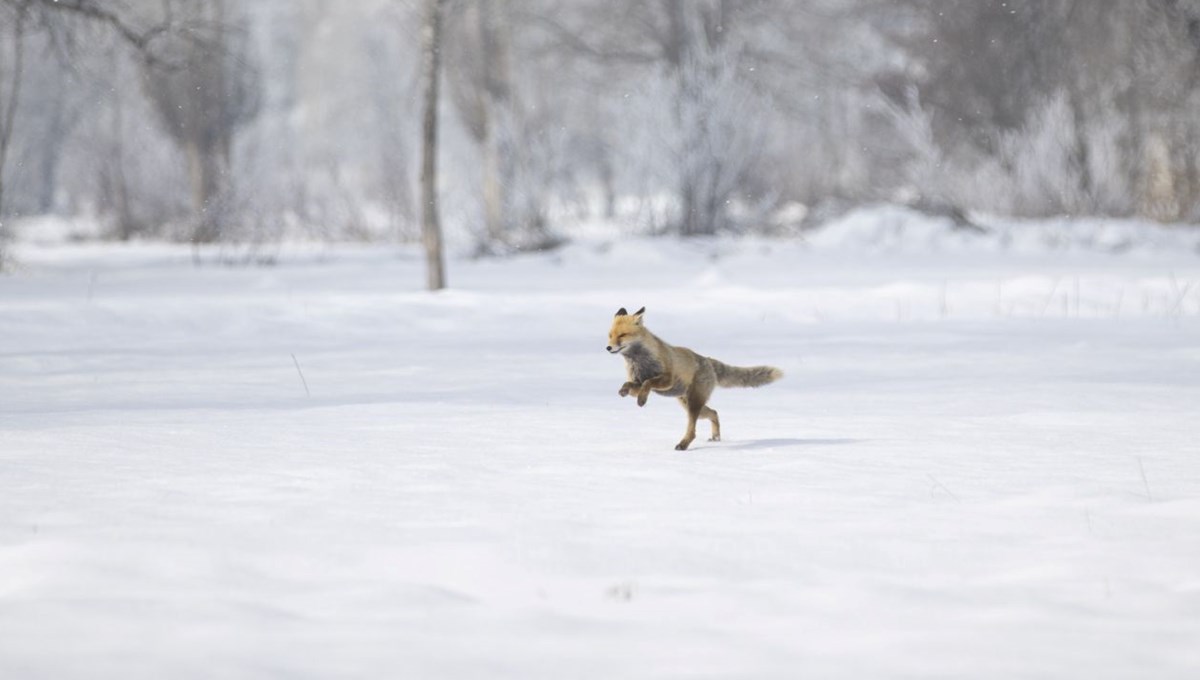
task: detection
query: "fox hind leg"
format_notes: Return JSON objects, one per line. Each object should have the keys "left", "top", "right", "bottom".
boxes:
{"left": 675, "top": 406, "right": 699, "bottom": 451}
{"left": 700, "top": 405, "right": 720, "bottom": 442}
{"left": 675, "top": 394, "right": 710, "bottom": 451}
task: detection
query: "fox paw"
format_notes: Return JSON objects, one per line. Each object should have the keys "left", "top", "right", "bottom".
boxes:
{"left": 637, "top": 394, "right": 648, "bottom": 407}
{"left": 709, "top": 436, "right": 721, "bottom": 442}
{"left": 675, "top": 441, "right": 691, "bottom": 451}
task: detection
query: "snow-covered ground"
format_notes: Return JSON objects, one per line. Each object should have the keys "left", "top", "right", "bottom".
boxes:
{"left": 2, "top": 217, "right": 1200, "bottom": 678}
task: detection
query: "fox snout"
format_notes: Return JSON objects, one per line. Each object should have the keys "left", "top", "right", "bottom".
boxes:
{"left": 606, "top": 345, "right": 620, "bottom": 353}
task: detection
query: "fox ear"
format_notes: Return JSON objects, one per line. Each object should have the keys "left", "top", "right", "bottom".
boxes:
{"left": 633, "top": 306, "right": 645, "bottom": 324}
{"left": 615, "top": 307, "right": 628, "bottom": 317}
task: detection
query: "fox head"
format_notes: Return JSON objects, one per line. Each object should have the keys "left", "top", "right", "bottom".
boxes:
{"left": 607, "top": 306, "right": 646, "bottom": 354}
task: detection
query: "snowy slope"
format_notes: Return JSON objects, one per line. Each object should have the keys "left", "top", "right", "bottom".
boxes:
{"left": 2, "top": 226, "right": 1199, "bottom": 679}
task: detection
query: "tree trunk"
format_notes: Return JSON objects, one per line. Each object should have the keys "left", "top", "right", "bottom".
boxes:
{"left": 668, "top": 0, "right": 696, "bottom": 235}
{"left": 109, "top": 64, "right": 135, "bottom": 239}
{"left": 35, "top": 74, "right": 67, "bottom": 214}
{"left": 1066, "top": 85, "right": 1093, "bottom": 208}
{"left": 679, "top": 180, "right": 698, "bottom": 236}
{"left": 664, "top": 0, "right": 691, "bottom": 69}
{"left": 1141, "top": 131, "right": 1179, "bottom": 221}
{"left": 419, "top": 0, "right": 447, "bottom": 290}
{"left": 482, "top": 124, "right": 505, "bottom": 242}
{"left": 1061, "top": 1, "right": 1093, "bottom": 208}
{"left": 1181, "top": 128, "right": 1200, "bottom": 220}
{"left": 600, "top": 151, "right": 616, "bottom": 220}
{"left": 0, "top": 6, "right": 27, "bottom": 221}
{"left": 187, "top": 141, "right": 225, "bottom": 242}
{"left": 666, "top": 0, "right": 721, "bottom": 237}
{"left": 478, "top": 0, "right": 514, "bottom": 245}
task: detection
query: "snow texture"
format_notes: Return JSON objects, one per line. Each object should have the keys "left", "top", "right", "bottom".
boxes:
{"left": 2, "top": 216, "right": 1199, "bottom": 678}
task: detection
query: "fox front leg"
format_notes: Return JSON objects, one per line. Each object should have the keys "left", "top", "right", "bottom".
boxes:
{"left": 617, "top": 380, "right": 652, "bottom": 405}
{"left": 635, "top": 374, "right": 674, "bottom": 407}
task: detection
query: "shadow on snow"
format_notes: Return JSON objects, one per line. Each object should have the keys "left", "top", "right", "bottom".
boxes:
{"left": 693, "top": 437, "right": 864, "bottom": 451}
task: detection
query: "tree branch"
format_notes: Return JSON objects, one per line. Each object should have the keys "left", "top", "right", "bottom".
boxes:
{"left": 17, "top": 0, "right": 160, "bottom": 50}
{"left": 520, "top": 11, "right": 661, "bottom": 64}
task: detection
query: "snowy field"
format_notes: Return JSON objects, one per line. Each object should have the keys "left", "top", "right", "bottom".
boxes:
{"left": 3, "top": 213, "right": 1200, "bottom": 678}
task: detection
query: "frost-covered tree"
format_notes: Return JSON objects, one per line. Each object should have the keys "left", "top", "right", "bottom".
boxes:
{"left": 7, "top": 0, "right": 1200, "bottom": 258}
{"left": 888, "top": 0, "right": 1200, "bottom": 221}
{"left": 618, "top": 48, "right": 770, "bottom": 235}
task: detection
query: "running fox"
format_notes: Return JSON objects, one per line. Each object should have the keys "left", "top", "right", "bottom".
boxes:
{"left": 606, "top": 307, "right": 782, "bottom": 450}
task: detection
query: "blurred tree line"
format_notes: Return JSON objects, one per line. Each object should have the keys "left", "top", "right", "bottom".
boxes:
{"left": 2, "top": 0, "right": 1200, "bottom": 255}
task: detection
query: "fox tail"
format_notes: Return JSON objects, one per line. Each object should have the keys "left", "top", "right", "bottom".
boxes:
{"left": 712, "top": 360, "right": 783, "bottom": 388}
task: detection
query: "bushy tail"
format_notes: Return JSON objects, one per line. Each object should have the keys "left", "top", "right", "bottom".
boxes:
{"left": 712, "top": 359, "right": 783, "bottom": 388}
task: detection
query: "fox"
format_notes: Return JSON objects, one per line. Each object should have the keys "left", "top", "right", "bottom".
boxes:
{"left": 606, "top": 306, "right": 783, "bottom": 450}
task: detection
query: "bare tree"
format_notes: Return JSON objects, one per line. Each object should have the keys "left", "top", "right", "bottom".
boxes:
{"left": 2, "top": 0, "right": 166, "bottom": 259}
{"left": 446, "top": 0, "right": 568, "bottom": 252}
{"left": 447, "top": 0, "right": 514, "bottom": 245}
{"left": 0, "top": 0, "right": 230, "bottom": 253}
{"left": 419, "top": 0, "right": 447, "bottom": 290}
{"left": 141, "top": 0, "right": 260, "bottom": 243}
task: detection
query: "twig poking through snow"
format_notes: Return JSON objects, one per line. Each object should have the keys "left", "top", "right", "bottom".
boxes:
{"left": 1137, "top": 456, "right": 1153, "bottom": 502}
{"left": 291, "top": 353, "right": 310, "bottom": 397}
{"left": 1166, "top": 274, "right": 1192, "bottom": 325}
{"left": 927, "top": 474, "right": 961, "bottom": 503}
{"left": 1039, "top": 277, "right": 1061, "bottom": 317}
